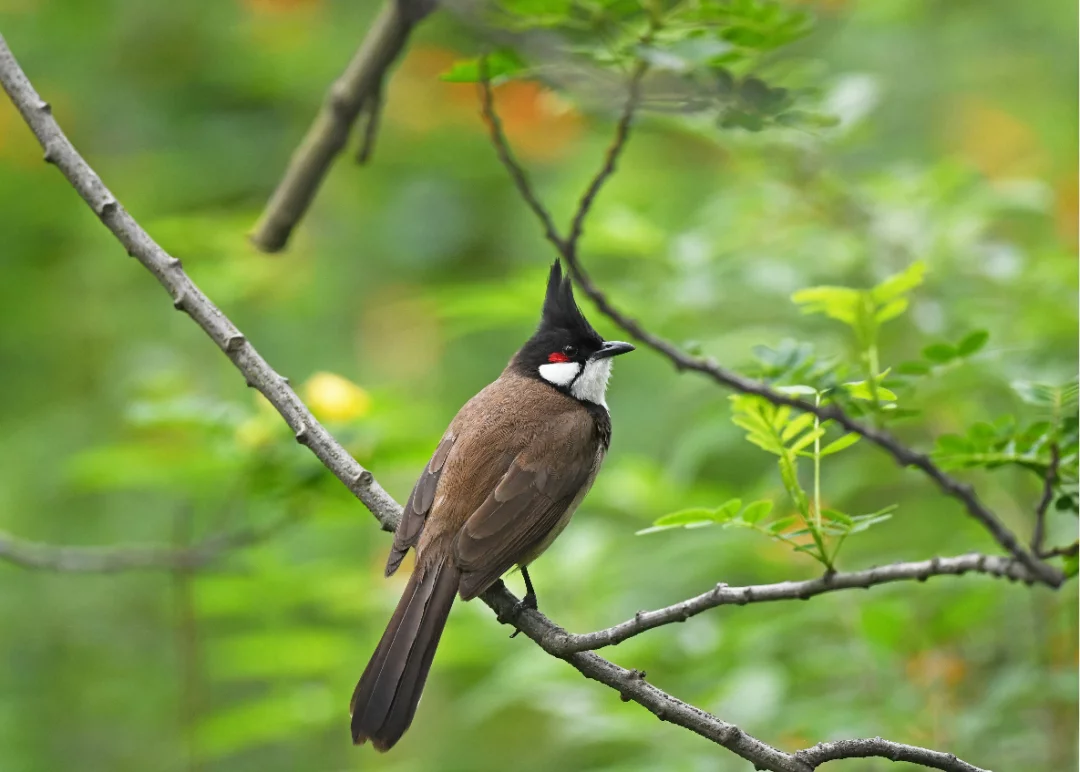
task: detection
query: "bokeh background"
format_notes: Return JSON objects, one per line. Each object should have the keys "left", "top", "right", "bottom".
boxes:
{"left": 0, "top": 1, "right": 1076, "bottom": 771}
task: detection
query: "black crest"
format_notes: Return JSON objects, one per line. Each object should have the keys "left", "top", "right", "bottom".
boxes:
{"left": 540, "top": 261, "right": 602, "bottom": 341}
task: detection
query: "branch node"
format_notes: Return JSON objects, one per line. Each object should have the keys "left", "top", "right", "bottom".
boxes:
{"left": 354, "top": 469, "right": 374, "bottom": 487}
{"left": 96, "top": 198, "right": 117, "bottom": 218}
{"left": 225, "top": 334, "right": 246, "bottom": 353}
{"left": 295, "top": 423, "right": 310, "bottom": 444}
{"left": 172, "top": 291, "right": 186, "bottom": 311}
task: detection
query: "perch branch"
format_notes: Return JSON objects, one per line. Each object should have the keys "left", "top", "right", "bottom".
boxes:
{"left": 547, "top": 553, "right": 1038, "bottom": 654}
{"left": 475, "top": 45, "right": 1061, "bottom": 589}
{"left": 250, "top": 0, "right": 436, "bottom": 252}
{"left": 0, "top": 33, "right": 996, "bottom": 772}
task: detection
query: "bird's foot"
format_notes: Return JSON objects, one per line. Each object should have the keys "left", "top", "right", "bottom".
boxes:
{"left": 509, "top": 591, "right": 538, "bottom": 639}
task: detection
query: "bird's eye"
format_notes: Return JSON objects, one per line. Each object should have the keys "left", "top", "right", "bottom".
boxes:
{"left": 562, "top": 345, "right": 578, "bottom": 358}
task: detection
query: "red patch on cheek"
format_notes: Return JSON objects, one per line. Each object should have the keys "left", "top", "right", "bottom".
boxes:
{"left": 547, "top": 352, "right": 570, "bottom": 363}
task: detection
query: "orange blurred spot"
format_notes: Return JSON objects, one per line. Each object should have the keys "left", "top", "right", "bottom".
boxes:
{"left": 389, "top": 45, "right": 581, "bottom": 162}
{"left": 906, "top": 650, "right": 966, "bottom": 689}
{"left": 482, "top": 80, "right": 582, "bottom": 162}
{"left": 945, "top": 97, "right": 1045, "bottom": 179}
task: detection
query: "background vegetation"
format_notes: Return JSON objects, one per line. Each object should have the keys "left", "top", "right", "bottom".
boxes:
{"left": 0, "top": 1, "right": 1076, "bottom": 771}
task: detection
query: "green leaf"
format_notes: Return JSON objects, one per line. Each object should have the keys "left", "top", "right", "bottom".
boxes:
{"left": 843, "top": 379, "right": 898, "bottom": 402}
{"left": 766, "top": 515, "right": 799, "bottom": 534}
{"left": 780, "top": 412, "right": 816, "bottom": 442}
{"left": 819, "top": 433, "right": 860, "bottom": 456}
{"left": 790, "top": 286, "right": 861, "bottom": 324}
{"left": 714, "top": 498, "right": 744, "bottom": 522}
{"left": 874, "top": 297, "right": 908, "bottom": 323}
{"left": 1063, "top": 553, "right": 1079, "bottom": 578}
{"left": 653, "top": 508, "right": 718, "bottom": 528}
{"left": 896, "top": 361, "right": 932, "bottom": 376}
{"left": 923, "top": 343, "right": 957, "bottom": 363}
{"left": 440, "top": 50, "right": 526, "bottom": 83}
{"left": 957, "top": 330, "right": 989, "bottom": 357}
{"left": 822, "top": 508, "right": 852, "bottom": 524}
{"left": 870, "top": 261, "right": 927, "bottom": 303}
{"left": 789, "top": 426, "right": 826, "bottom": 453}
{"left": 741, "top": 500, "right": 773, "bottom": 524}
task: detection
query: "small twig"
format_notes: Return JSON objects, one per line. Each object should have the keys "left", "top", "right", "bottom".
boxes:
{"left": 564, "top": 56, "right": 648, "bottom": 256}
{"left": 354, "top": 78, "right": 385, "bottom": 165}
{"left": 548, "top": 553, "right": 1038, "bottom": 654}
{"left": 477, "top": 56, "right": 565, "bottom": 253}
{"left": 0, "top": 517, "right": 293, "bottom": 573}
{"left": 1037, "top": 540, "right": 1078, "bottom": 560}
{"left": 250, "top": 0, "right": 436, "bottom": 252}
{"left": 1032, "top": 443, "right": 1059, "bottom": 555}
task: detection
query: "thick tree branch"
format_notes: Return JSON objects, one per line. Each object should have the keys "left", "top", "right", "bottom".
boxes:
{"left": 0, "top": 35, "right": 401, "bottom": 535}
{"left": 546, "top": 553, "right": 1037, "bottom": 654}
{"left": 0, "top": 34, "right": 996, "bottom": 772}
{"left": 475, "top": 49, "right": 1061, "bottom": 589}
{"left": 249, "top": 0, "right": 436, "bottom": 253}
{"left": 0, "top": 518, "right": 292, "bottom": 573}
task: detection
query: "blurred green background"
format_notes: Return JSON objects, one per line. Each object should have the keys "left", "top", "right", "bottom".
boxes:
{"left": 0, "top": 1, "right": 1076, "bottom": 771}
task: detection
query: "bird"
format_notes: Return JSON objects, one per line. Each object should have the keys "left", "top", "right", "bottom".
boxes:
{"left": 350, "top": 260, "right": 635, "bottom": 751}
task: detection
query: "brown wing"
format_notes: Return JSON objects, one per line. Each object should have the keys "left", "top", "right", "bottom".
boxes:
{"left": 453, "top": 450, "right": 597, "bottom": 601}
{"left": 385, "top": 434, "right": 456, "bottom": 576}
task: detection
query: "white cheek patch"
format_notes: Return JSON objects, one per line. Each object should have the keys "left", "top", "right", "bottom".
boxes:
{"left": 570, "top": 357, "right": 613, "bottom": 408}
{"left": 538, "top": 361, "right": 581, "bottom": 387}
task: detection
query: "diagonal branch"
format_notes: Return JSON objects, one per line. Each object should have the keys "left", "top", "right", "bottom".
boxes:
{"left": 0, "top": 517, "right": 293, "bottom": 573}
{"left": 475, "top": 46, "right": 1061, "bottom": 589}
{"left": 250, "top": 0, "right": 436, "bottom": 253}
{"left": 545, "top": 553, "right": 1037, "bottom": 654}
{"left": 0, "top": 33, "right": 998, "bottom": 772}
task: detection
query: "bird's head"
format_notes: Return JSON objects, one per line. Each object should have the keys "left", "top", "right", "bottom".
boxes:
{"left": 512, "top": 261, "right": 634, "bottom": 407}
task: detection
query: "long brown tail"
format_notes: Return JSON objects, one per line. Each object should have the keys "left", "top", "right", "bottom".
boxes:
{"left": 350, "top": 557, "right": 459, "bottom": 751}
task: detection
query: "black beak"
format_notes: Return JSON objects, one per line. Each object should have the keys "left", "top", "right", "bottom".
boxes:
{"left": 593, "top": 341, "right": 636, "bottom": 360}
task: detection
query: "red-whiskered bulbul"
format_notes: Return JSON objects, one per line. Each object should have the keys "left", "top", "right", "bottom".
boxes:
{"left": 350, "top": 260, "right": 634, "bottom": 750}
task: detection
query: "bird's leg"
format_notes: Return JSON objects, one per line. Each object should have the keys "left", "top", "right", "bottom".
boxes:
{"left": 509, "top": 566, "right": 538, "bottom": 639}
{"left": 519, "top": 566, "right": 538, "bottom": 611}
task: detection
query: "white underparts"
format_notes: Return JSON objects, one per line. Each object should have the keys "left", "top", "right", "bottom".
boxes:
{"left": 538, "top": 361, "right": 580, "bottom": 387}
{"left": 571, "top": 357, "right": 613, "bottom": 408}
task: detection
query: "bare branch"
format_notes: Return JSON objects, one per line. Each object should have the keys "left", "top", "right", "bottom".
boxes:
{"left": 477, "top": 57, "right": 566, "bottom": 253}
{"left": 564, "top": 57, "right": 648, "bottom": 256}
{"left": 0, "top": 34, "right": 1001, "bottom": 772}
{"left": 1038, "top": 540, "right": 1078, "bottom": 559}
{"left": 0, "top": 518, "right": 291, "bottom": 573}
{"left": 473, "top": 37, "right": 1060, "bottom": 589}
{"left": 0, "top": 34, "right": 402, "bottom": 535}
{"left": 250, "top": 0, "right": 436, "bottom": 253}
{"left": 549, "top": 553, "right": 1038, "bottom": 654}
{"left": 1032, "top": 443, "right": 1059, "bottom": 555}
{"left": 797, "top": 737, "right": 990, "bottom": 772}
